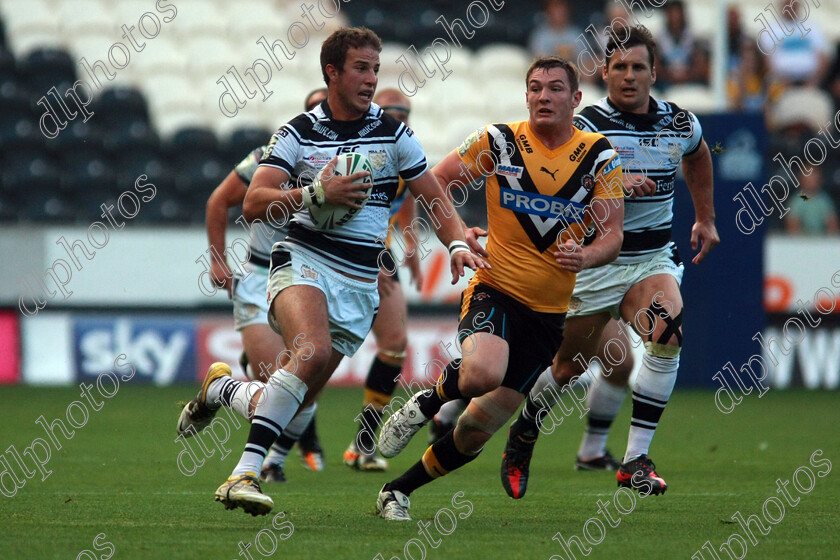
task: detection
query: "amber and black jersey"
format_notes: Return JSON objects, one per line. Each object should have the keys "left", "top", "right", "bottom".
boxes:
{"left": 457, "top": 121, "right": 624, "bottom": 313}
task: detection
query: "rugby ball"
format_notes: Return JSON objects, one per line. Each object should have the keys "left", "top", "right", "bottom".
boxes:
{"left": 308, "top": 152, "right": 374, "bottom": 229}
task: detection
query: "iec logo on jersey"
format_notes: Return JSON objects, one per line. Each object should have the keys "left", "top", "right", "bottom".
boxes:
{"left": 499, "top": 187, "right": 586, "bottom": 222}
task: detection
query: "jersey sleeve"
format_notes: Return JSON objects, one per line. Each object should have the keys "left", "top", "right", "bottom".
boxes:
{"left": 233, "top": 146, "right": 266, "bottom": 187}
{"left": 573, "top": 114, "right": 596, "bottom": 132}
{"left": 455, "top": 126, "right": 493, "bottom": 181}
{"left": 591, "top": 137, "right": 624, "bottom": 201}
{"left": 680, "top": 110, "right": 703, "bottom": 156}
{"left": 259, "top": 124, "right": 300, "bottom": 175}
{"left": 395, "top": 125, "right": 428, "bottom": 181}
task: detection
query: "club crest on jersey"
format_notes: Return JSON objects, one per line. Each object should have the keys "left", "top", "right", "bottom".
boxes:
{"left": 581, "top": 173, "right": 595, "bottom": 191}
{"left": 368, "top": 150, "right": 388, "bottom": 171}
{"left": 300, "top": 265, "right": 319, "bottom": 281}
{"left": 496, "top": 164, "right": 523, "bottom": 178}
{"left": 262, "top": 133, "right": 280, "bottom": 162}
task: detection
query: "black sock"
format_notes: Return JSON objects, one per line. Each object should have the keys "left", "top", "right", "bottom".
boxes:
{"left": 356, "top": 405, "right": 383, "bottom": 454}
{"left": 298, "top": 415, "right": 317, "bottom": 449}
{"left": 388, "top": 430, "right": 480, "bottom": 495}
{"left": 417, "top": 360, "right": 462, "bottom": 418}
{"left": 366, "top": 357, "right": 401, "bottom": 396}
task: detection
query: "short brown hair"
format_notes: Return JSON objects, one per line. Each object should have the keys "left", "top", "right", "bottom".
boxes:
{"left": 320, "top": 27, "right": 382, "bottom": 85}
{"left": 605, "top": 25, "right": 656, "bottom": 69}
{"left": 526, "top": 56, "right": 579, "bottom": 93}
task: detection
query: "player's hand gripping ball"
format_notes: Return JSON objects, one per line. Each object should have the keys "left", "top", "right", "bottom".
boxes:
{"left": 309, "top": 152, "right": 374, "bottom": 229}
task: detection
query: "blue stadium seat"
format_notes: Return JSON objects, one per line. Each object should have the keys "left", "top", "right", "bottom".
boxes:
{"left": 0, "top": 78, "right": 34, "bottom": 119}
{"left": 60, "top": 157, "right": 116, "bottom": 194}
{"left": 0, "top": 48, "right": 17, "bottom": 82}
{"left": 0, "top": 155, "right": 60, "bottom": 200}
{"left": 103, "top": 121, "right": 160, "bottom": 155}
{"left": 0, "top": 192, "right": 18, "bottom": 222}
{"left": 166, "top": 126, "right": 219, "bottom": 158}
{"left": 222, "top": 127, "right": 273, "bottom": 164}
{"left": 140, "top": 190, "right": 193, "bottom": 224}
{"left": 171, "top": 157, "right": 226, "bottom": 196}
{"left": 74, "top": 187, "right": 116, "bottom": 222}
{"left": 23, "top": 194, "right": 76, "bottom": 222}
{"left": 17, "top": 47, "right": 76, "bottom": 94}
{"left": 93, "top": 86, "right": 150, "bottom": 131}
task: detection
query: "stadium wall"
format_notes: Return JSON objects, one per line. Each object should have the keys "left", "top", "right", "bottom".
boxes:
{"left": 1, "top": 233, "right": 836, "bottom": 390}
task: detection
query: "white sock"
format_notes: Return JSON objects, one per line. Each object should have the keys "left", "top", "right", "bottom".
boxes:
{"left": 521, "top": 368, "right": 562, "bottom": 425}
{"left": 435, "top": 399, "right": 467, "bottom": 425}
{"left": 232, "top": 369, "right": 309, "bottom": 477}
{"left": 578, "top": 375, "right": 627, "bottom": 460}
{"left": 208, "top": 377, "right": 264, "bottom": 420}
{"left": 624, "top": 354, "right": 678, "bottom": 463}
{"left": 263, "top": 403, "right": 317, "bottom": 467}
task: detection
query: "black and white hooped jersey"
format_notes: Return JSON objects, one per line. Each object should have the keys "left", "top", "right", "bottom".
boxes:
{"left": 234, "top": 145, "right": 285, "bottom": 269}
{"left": 259, "top": 101, "right": 428, "bottom": 280}
{"left": 574, "top": 97, "right": 703, "bottom": 264}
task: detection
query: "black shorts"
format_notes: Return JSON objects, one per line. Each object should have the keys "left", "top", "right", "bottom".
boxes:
{"left": 378, "top": 248, "right": 401, "bottom": 283}
{"left": 458, "top": 283, "right": 566, "bottom": 394}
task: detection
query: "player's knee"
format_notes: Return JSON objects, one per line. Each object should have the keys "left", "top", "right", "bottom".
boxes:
{"left": 458, "top": 373, "right": 500, "bottom": 397}
{"left": 458, "top": 367, "right": 496, "bottom": 397}
{"left": 552, "top": 359, "right": 582, "bottom": 386}
{"left": 296, "top": 345, "right": 331, "bottom": 378}
{"left": 645, "top": 306, "right": 684, "bottom": 351}
{"left": 376, "top": 332, "right": 407, "bottom": 357}
{"left": 609, "top": 352, "right": 634, "bottom": 384}
{"left": 455, "top": 411, "right": 496, "bottom": 452}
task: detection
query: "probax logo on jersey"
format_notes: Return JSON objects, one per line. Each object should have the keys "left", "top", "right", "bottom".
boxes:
{"left": 500, "top": 188, "right": 586, "bottom": 222}
{"left": 496, "top": 164, "right": 524, "bottom": 178}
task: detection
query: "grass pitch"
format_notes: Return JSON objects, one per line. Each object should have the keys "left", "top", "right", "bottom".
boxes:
{"left": 0, "top": 385, "right": 837, "bottom": 560}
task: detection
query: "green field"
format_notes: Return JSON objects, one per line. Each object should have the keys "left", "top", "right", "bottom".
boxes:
{"left": 0, "top": 385, "right": 837, "bottom": 560}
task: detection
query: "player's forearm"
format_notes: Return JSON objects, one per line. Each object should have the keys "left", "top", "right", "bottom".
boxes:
{"left": 433, "top": 205, "right": 468, "bottom": 247}
{"left": 582, "top": 197, "right": 624, "bottom": 268}
{"left": 243, "top": 185, "right": 303, "bottom": 223}
{"left": 205, "top": 194, "right": 230, "bottom": 256}
{"left": 582, "top": 228, "right": 622, "bottom": 269}
{"left": 684, "top": 145, "right": 716, "bottom": 224}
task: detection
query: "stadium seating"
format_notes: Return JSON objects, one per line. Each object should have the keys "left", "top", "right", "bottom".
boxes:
{"left": 17, "top": 47, "right": 77, "bottom": 94}
{"left": 0, "top": 1, "right": 835, "bottom": 224}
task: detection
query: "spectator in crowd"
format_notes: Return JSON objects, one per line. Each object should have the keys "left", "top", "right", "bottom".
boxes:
{"left": 687, "top": 38, "right": 711, "bottom": 85}
{"left": 580, "top": 1, "right": 634, "bottom": 86}
{"left": 657, "top": 0, "right": 696, "bottom": 86}
{"left": 726, "top": 6, "right": 745, "bottom": 70}
{"left": 767, "top": 0, "right": 831, "bottom": 88}
{"left": 821, "top": 42, "right": 840, "bottom": 110}
{"left": 529, "top": 0, "right": 582, "bottom": 60}
{"left": 784, "top": 166, "right": 840, "bottom": 235}
{"left": 728, "top": 39, "right": 769, "bottom": 112}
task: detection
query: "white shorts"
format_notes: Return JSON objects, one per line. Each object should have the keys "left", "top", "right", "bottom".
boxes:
{"left": 267, "top": 248, "right": 379, "bottom": 357}
{"left": 568, "top": 245, "right": 684, "bottom": 319}
{"left": 232, "top": 263, "right": 270, "bottom": 331}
